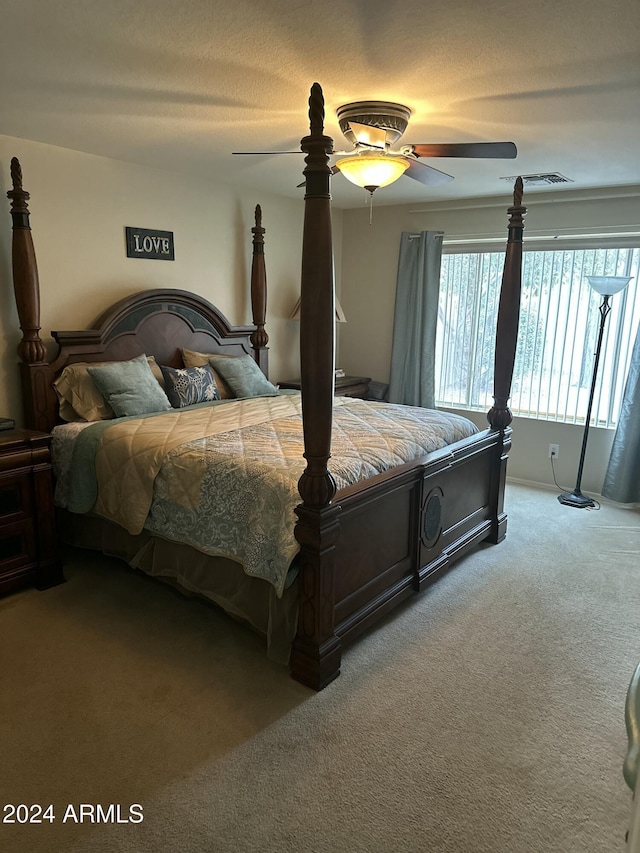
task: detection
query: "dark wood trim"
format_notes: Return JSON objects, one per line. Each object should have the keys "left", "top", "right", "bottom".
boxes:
{"left": 0, "top": 428, "right": 64, "bottom": 596}
{"left": 296, "top": 83, "right": 337, "bottom": 508}
{"left": 7, "top": 158, "right": 46, "bottom": 367}
{"left": 291, "top": 83, "right": 342, "bottom": 688}
{"left": 488, "top": 176, "right": 526, "bottom": 431}
{"left": 250, "top": 204, "right": 269, "bottom": 374}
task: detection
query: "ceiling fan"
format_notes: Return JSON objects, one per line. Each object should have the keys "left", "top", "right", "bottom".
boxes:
{"left": 234, "top": 100, "right": 517, "bottom": 194}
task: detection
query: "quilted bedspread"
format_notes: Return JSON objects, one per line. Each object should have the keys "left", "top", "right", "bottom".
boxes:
{"left": 65, "top": 393, "right": 478, "bottom": 596}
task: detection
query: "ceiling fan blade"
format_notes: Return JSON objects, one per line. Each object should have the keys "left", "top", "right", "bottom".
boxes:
{"left": 297, "top": 165, "right": 340, "bottom": 188}
{"left": 232, "top": 150, "right": 303, "bottom": 155}
{"left": 404, "top": 158, "right": 455, "bottom": 187}
{"left": 409, "top": 142, "right": 517, "bottom": 159}
{"left": 347, "top": 122, "right": 387, "bottom": 150}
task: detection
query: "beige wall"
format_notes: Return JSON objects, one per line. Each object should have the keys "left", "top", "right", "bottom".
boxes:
{"left": 0, "top": 135, "right": 333, "bottom": 424}
{"left": 0, "top": 133, "right": 633, "bottom": 497}
{"left": 442, "top": 407, "right": 615, "bottom": 496}
{"left": 338, "top": 186, "right": 640, "bottom": 494}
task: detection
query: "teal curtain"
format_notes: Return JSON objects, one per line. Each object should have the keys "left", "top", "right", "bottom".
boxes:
{"left": 387, "top": 230, "right": 444, "bottom": 408}
{"left": 602, "top": 326, "right": 640, "bottom": 503}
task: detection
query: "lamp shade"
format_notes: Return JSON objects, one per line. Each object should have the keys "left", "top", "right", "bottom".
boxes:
{"left": 335, "top": 154, "right": 409, "bottom": 191}
{"left": 586, "top": 275, "right": 632, "bottom": 296}
{"left": 289, "top": 296, "right": 347, "bottom": 323}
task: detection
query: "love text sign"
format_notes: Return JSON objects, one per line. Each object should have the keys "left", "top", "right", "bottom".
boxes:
{"left": 125, "top": 227, "right": 175, "bottom": 261}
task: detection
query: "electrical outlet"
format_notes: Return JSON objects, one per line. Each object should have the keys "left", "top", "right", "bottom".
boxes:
{"left": 548, "top": 444, "right": 559, "bottom": 459}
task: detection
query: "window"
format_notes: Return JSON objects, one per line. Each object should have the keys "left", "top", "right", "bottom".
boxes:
{"left": 435, "top": 247, "right": 640, "bottom": 427}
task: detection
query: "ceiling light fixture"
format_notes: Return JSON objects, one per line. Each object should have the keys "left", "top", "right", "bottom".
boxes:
{"left": 335, "top": 154, "right": 409, "bottom": 193}
{"left": 335, "top": 153, "right": 410, "bottom": 223}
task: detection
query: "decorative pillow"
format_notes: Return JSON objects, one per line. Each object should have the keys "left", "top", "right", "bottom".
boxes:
{"left": 208, "top": 354, "right": 278, "bottom": 398}
{"left": 54, "top": 362, "right": 115, "bottom": 422}
{"left": 87, "top": 354, "right": 172, "bottom": 418}
{"left": 160, "top": 364, "right": 220, "bottom": 408}
{"left": 57, "top": 397, "right": 83, "bottom": 423}
{"left": 146, "top": 356, "right": 167, "bottom": 389}
{"left": 181, "top": 348, "right": 234, "bottom": 399}
{"left": 53, "top": 356, "right": 165, "bottom": 422}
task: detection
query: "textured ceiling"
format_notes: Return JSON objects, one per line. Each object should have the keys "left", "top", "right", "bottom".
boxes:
{"left": 1, "top": 0, "right": 639, "bottom": 208}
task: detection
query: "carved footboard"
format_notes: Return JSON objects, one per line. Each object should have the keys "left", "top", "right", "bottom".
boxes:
{"left": 290, "top": 427, "right": 509, "bottom": 688}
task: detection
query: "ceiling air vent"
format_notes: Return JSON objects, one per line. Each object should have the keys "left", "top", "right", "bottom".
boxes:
{"left": 501, "top": 172, "right": 573, "bottom": 187}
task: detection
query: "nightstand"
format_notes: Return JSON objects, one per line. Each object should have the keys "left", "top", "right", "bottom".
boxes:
{"left": 0, "top": 428, "right": 64, "bottom": 595}
{"left": 280, "top": 375, "right": 372, "bottom": 399}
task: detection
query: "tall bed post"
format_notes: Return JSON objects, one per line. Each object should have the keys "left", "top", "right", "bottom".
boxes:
{"left": 291, "top": 83, "right": 342, "bottom": 690}
{"left": 250, "top": 203, "right": 269, "bottom": 375}
{"left": 487, "top": 176, "right": 526, "bottom": 543}
{"left": 7, "top": 157, "right": 50, "bottom": 431}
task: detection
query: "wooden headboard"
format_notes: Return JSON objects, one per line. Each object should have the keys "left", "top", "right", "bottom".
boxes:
{"left": 7, "top": 157, "right": 269, "bottom": 434}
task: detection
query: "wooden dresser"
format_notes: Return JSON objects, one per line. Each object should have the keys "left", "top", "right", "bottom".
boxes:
{"left": 0, "top": 428, "right": 63, "bottom": 595}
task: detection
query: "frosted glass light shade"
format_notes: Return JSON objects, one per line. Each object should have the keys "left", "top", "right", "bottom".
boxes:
{"left": 336, "top": 155, "right": 409, "bottom": 190}
{"left": 586, "top": 275, "right": 632, "bottom": 296}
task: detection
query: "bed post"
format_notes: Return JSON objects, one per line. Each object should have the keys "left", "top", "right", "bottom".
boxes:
{"left": 486, "top": 177, "right": 526, "bottom": 543}
{"left": 290, "top": 83, "right": 342, "bottom": 691}
{"left": 7, "top": 157, "right": 52, "bottom": 431}
{"left": 250, "top": 204, "right": 269, "bottom": 375}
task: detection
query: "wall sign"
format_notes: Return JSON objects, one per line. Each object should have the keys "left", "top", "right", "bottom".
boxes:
{"left": 125, "top": 227, "right": 175, "bottom": 261}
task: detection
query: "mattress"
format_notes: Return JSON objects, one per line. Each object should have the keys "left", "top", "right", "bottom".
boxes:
{"left": 52, "top": 393, "right": 479, "bottom": 596}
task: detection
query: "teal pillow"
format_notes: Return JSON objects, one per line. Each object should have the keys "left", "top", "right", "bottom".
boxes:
{"left": 208, "top": 354, "right": 278, "bottom": 398}
{"left": 88, "top": 354, "right": 171, "bottom": 417}
{"left": 160, "top": 364, "right": 220, "bottom": 408}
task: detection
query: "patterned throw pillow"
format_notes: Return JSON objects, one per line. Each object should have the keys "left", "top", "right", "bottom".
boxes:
{"left": 160, "top": 364, "right": 220, "bottom": 408}
{"left": 181, "top": 348, "right": 234, "bottom": 399}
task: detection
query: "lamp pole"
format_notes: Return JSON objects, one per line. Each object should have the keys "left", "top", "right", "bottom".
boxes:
{"left": 558, "top": 275, "right": 631, "bottom": 509}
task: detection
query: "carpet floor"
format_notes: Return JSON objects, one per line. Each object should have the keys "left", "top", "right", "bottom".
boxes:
{"left": 1, "top": 482, "right": 639, "bottom": 852}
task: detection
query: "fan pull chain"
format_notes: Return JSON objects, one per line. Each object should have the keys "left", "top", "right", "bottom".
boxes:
{"left": 368, "top": 190, "right": 374, "bottom": 225}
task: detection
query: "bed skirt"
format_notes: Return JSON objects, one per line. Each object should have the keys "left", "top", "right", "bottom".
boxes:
{"left": 56, "top": 510, "right": 299, "bottom": 664}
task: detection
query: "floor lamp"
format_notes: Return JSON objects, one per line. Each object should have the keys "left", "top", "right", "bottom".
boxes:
{"left": 558, "top": 275, "right": 632, "bottom": 508}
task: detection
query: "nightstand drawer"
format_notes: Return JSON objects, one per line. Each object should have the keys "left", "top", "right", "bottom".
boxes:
{"left": 335, "top": 377, "right": 371, "bottom": 398}
{"left": 0, "top": 472, "right": 33, "bottom": 523}
{"left": 0, "top": 447, "right": 36, "bottom": 473}
{"left": 0, "top": 428, "right": 63, "bottom": 595}
{"left": 0, "top": 517, "right": 36, "bottom": 568}
{"left": 280, "top": 376, "right": 372, "bottom": 399}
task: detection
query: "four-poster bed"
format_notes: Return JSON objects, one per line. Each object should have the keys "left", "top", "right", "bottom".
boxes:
{"left": 6, "top": 83, "right": 525, "bottom": 691}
